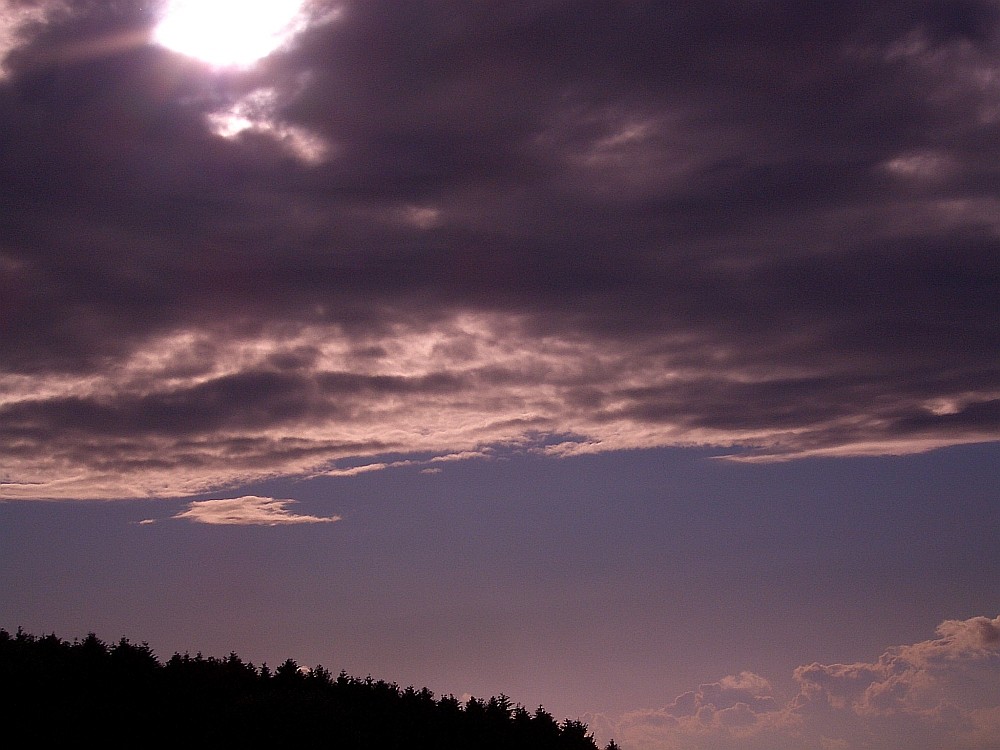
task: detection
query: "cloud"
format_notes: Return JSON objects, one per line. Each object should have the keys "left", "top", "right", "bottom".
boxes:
{"left": 167, "top": 496, "right": 341, "bottom": 526}
{"left": 314, "top": 448, "right": 496, "bottom": 478}
{"left": 318, "top": 462, "right": 399, "bottom": 477}
{"left": 592, "top": 615, "right": 1000, "bottom": 750}
{"left": 0, "top": 1, "right": 998, "bottom": 498}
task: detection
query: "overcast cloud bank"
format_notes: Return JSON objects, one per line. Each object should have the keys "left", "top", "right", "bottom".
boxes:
{"left": 1, "top": 0, "right": 998, "bottom": 498}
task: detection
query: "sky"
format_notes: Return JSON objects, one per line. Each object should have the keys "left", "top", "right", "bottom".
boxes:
{"left": 0, "top": 1, "right": 998, "bottom": 748}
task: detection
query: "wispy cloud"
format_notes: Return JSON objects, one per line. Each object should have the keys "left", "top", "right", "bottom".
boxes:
{"left": 317, "top": 461, "right": 412, "bottom": 477}
{"left": 315, "top": 448, "right": 496, "bottom": 478}
{"left": 589, "top": 615, "right": 1000, "bottom": 750}
{"left": 161, "top": 496, "right": 341, "bottom": 526}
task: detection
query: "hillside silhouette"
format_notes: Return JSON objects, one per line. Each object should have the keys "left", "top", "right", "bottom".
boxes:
{"left": 1, "top": 628, "right": 619, "bottom": 749}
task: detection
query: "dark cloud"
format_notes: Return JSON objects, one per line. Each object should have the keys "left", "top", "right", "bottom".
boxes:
{"left": 1, "top": 0, "right": 998, "bottom": 497}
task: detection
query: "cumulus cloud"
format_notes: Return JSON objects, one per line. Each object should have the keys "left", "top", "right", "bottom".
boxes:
{"left": 0, "top": 0, "right": 998, "bottom": 498}
{"left": 166, "top": 496, "right": 341, "bottom": 526}
{"left": 592, "top": 615, "right": 1000, "bottom": 750}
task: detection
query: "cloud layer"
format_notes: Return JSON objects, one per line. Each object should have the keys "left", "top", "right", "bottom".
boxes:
{"left": 591, "top": 615, "right": 1000, "bottom": 750}
{"left": 1, "top": 1, "right": 998, "bottom": 498}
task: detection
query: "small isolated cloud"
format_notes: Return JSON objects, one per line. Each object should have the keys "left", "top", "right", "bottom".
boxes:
{"left": 594, "top": 615, "right": 1000, "bottom": 750}
{"left": 319, "top": 462, "right": 399, "bottom": 477}
{"left": 171, "top": 496, "right": 341, "bottom": 526}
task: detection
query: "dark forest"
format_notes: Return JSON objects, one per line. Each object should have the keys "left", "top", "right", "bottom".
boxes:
{"left": 0, "top": 628, "right": 619, "bottom": 749}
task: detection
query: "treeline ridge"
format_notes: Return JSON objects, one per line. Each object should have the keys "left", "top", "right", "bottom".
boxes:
{"left": 0, "top": 628, "right": 620, "bottom": 749}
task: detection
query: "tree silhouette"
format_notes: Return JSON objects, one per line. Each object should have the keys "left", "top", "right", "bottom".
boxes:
{"left": 0, "top": 628, "right": 602, "bottom": 748}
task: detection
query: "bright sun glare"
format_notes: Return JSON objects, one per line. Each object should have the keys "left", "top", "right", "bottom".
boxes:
{"left": 153, "top": 0, "right": 307, "bottom": 68}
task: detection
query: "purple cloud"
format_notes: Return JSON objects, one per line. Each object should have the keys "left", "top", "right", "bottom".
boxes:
{"left": 0, "top": 1, "right": 997, "bottom": 498}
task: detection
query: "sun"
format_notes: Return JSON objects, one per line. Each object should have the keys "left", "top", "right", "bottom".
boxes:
{"left": 153, "top": 0, "right": 308, "bottom": 68}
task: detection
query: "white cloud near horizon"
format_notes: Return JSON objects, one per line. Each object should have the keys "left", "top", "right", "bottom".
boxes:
{"left": 589, "top": 615, "right": 1000, "bottom": 750}
{"left": 167, "top": 496, "right": 341, "bottom": 526}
